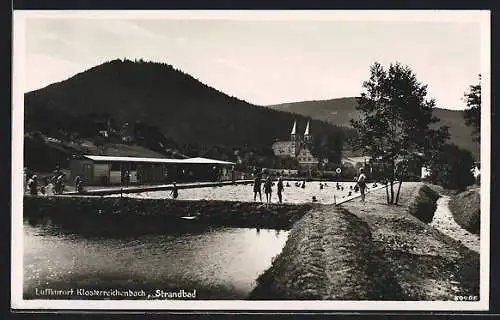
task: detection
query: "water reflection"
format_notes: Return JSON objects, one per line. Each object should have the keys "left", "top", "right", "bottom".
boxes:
{"left": 24, "top": 220, "right": 289, "bottom": 300}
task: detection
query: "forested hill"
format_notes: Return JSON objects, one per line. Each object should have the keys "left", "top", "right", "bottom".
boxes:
{"left": 24, "top": 59, "right": 354, "bottom": 155}
{"left": 268, "top": 97, "right": 479, "bottom": 159}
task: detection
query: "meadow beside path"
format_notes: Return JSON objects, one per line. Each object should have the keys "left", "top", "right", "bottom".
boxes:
{"left": 340, "top": 182, "right": 480, "bottom": 300}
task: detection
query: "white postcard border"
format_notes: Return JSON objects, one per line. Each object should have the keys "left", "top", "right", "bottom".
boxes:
{"left": 11, "top": 9, "right": 491, "bottom": 311}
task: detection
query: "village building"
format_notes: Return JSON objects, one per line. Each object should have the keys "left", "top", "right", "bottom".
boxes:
{"left": 70, "top": 155, "right": 235, "bottom": 186}
{"left": 272, "top": 120, "right": 320, "bottom": 169}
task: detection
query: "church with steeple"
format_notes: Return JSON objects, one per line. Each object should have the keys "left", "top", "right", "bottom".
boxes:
{"left": 272, "top": 120, "right": 319, "bottom": 169}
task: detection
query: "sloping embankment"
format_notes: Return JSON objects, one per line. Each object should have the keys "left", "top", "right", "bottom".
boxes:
{"left": 341, "top": 182, "right": 479, "bottom": 300}
{"left": 448, "top": 188, "right": 480, "bottom": 235}
{"left": 249, "top": 205, "right": 401, "bottom": 300}
{"left": 407, "top": 184, "right": 440, "bottom": 223}
{"left": 23, "top": 196, "right": 313, "bottom": 235}
{"left": 251, "top": 183, "right": 480, "bottom": 301}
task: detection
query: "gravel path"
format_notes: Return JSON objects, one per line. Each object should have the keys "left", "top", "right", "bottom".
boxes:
{"left": 340, "top": 183, "right": 480, "bottom": 300}
{"left": 430, "top": 196, "right": 480, "bottom": 253}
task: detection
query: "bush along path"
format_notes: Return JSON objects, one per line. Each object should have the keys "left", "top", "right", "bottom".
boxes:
{"left": 340, "top": 182, "right": 479, "bottom": 300}
{"left": 448, "top": 187, "right": 481, "bottom": 235}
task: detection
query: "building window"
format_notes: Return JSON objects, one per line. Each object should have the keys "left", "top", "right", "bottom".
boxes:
{"left": 111, "top": 162, "right": 121, "bottom": 171}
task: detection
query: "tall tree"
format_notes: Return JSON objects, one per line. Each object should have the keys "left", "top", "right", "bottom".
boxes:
{"left": 428, "top": 143, "right": 475, "bottom": 191}
{"left": 463, "top": 74, "right": 481, "bottom": 142}
{"left": 350, "top": 62, "right": 449, "bottom": 204}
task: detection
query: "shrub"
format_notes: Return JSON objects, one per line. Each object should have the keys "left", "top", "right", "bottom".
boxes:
{"left": 428, "top": 144, "right": 475, "bottom": 191}
{"left": 408, "top": 185, "right": 440, "bottom": 223}
{"left": 448, "top": 189, "right": 480, "bottom": 235}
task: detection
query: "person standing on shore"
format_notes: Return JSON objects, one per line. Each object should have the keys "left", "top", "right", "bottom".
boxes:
{"left": 27, "top": 175, "right": 38, "bottom": 196}
{"left": 357, "top": 168, "right": 367, "bottom": 202}
{"left": 74, "top": 176, "right": 81, "bottom": 190}
{"left": 264, "top": 176, "right": 273, "bottom": 204}
{"left": 55, "top": 174, "right": 65, "bottom": 195}
{"left": 253, "top": 174, "right": 262, "bottom": 202}
{"left": 277, "top": 177, "right": 284, "bottom": 204}
{"left": 74, "top": 176, "right": 85, "bottom": 193}
{"left": 46, "top": 177, "right": 55, "bottom": 196}
{"left": 171, "top": 181, "right": 179, "bottom": 199}
{"left": 40, "top": 177, "right": 48, "bottom": 195}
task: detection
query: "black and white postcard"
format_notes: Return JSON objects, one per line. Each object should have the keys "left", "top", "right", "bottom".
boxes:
{"left": 11, "top": 10, "right": 491, "bottom": 311}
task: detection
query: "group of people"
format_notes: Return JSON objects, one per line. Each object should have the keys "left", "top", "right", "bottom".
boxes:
{"left": 251, "top": 168, "right": 369, "bottom": 204}
{"left": 24, "top": 166, "right": 85, "bottom": 196}
{"left": 253, "top": 174, "right": 285, "bottom": 204}
{"left": 25, "top": 171, "right": 66, "bottom": 196}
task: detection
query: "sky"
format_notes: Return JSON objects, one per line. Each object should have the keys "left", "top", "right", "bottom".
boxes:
{"left": 17, "top": 11, "right": 485, "bottom": 110}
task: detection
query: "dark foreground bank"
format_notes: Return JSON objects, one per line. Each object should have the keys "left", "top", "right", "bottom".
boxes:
{"left": 249, "top": 205, "right": 387, "bottom": 300}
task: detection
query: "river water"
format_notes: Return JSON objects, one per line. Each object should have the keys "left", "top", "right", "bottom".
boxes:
{"left": 24, "top": 219, "right": 289, "bottom": 300}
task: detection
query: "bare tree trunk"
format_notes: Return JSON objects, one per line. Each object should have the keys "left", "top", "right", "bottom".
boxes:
{"left": 390, "top": 180, "right": 394, "bottom": 204}
{"left": 395, "top": 180, "right": 403, "bottom": 205}
{"left": 395, "top": 167, "right": 405, "bottom": 205}
{"left": 395, "top": 159, "right": 407, "bottom": 205}
{"left": 385, "top": 180, "right": 390, "bottom": 204}
{"left": 383, "top": 162, "right": 390, "bottom": 204}
{"left": 390, "top": 159, "right": 396, "bottom": 204}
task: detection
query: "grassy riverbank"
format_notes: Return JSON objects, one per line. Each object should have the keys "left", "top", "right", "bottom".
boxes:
{"left": 249, "top": 205, "right": 376, "bottom": 300}
{"left": 448, "top": 187, "right": 480, "bottom": 235}
{"left": 341, "top": 182, "right": 479, "bottom": 300}
{"left": 251, "top": 183, "right": 480, "bottom": 300}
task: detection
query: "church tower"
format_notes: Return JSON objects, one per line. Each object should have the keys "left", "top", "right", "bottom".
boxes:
{"left": 290, "top": 120, "right": 297, "bottom": 156}
{"left": 304, "top": 121, "right": 312, "bottom": 143}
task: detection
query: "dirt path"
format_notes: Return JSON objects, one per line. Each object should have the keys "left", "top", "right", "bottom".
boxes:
{"left": 340, "top": 183, "right": 480, "bottom": 300}
{"left": 430, "top": 196, "right": 480, "bottom": 253}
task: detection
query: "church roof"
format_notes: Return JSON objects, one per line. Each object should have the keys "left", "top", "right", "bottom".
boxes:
{"left": 272, "top": 141, "right": 292, "bottom": 147}
{"left": 304, "top": 121, "right": 310, "bottom": 135}
{"left": 291, "top": 120, "right": 296, "bottom": 135}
